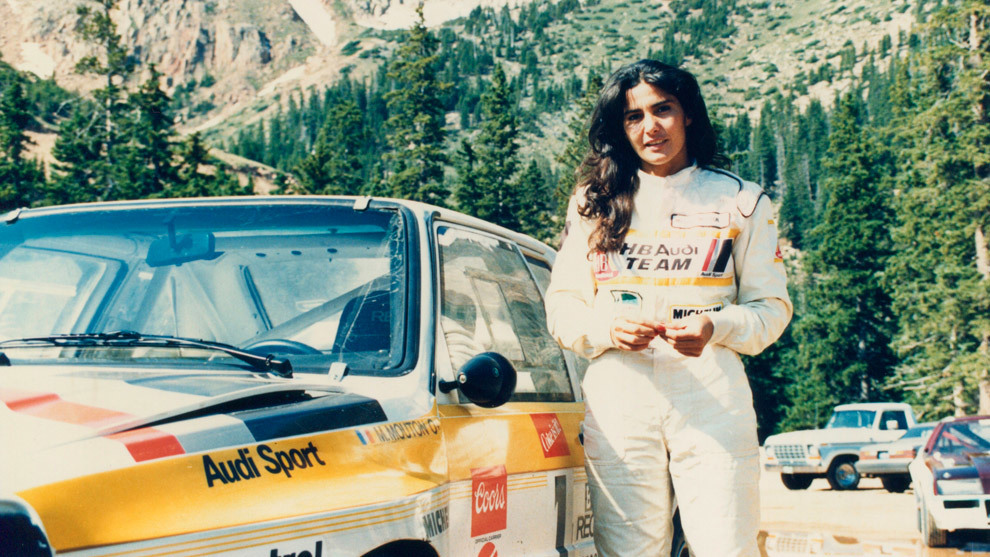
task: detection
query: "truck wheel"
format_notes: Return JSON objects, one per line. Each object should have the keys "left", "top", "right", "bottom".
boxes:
{"left": 880, "top": 475, "right": 911, "bottom": 493}
{"left": 920, "top": 496, "right": 948, "bottom": 547}
{"left": 780, "top": 473, "right": 814, "bottom": 490}
{"left": 826, "top": 458, "right": 860, "bottom": 490}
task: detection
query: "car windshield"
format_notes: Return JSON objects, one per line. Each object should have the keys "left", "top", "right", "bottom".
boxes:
{"left": 933, "top": 421, "right": 990, "bottom": 455}
{"left": 0, "top": 201, "right": 410, "bottom": 374}
{"left": 826, "top": 410, "right": 876, "bottom": 429}
{"left": 903, "top": 424, "right": 934, "bottom": 439}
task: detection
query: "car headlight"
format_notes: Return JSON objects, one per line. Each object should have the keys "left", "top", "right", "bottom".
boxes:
{"left": 807, "top": 445, "right": 820, "bottom": 458}
{"left": 936, "top": 478, "right": 984, "bottom": 495}
{"left": 765, "top": 445, "right": 775, "bottom": 458}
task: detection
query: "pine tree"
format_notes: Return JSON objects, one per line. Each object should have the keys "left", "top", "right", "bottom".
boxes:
{"left": 884, "top": 1, "right": 990, "bottom": 417}
{"left": 456, "top": 64, "right": 524, "bottom": 230}
{"left": 382, "top": 4, "right": 450, "bottom": 206}
{"left": 784, "top": 94, "right": 897, "bottom": 428}
{"left": 0, "top": 75, "right": 44, "bottom": 211}
{"left": 69, "top": 0, "right": 134, "bottom": 200}
{"left": 294, "top": 98, "right": 365, "bottom": 195}
{"left": 120, "top": 65, "right": 176, "bottom": 199}
{"left": 554, "top": 72, "right": 602, "bottom": 230}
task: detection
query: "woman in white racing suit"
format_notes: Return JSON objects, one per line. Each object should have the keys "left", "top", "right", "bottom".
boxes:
{"left": 545, "top": 59, "right": 792, "bottom": 556}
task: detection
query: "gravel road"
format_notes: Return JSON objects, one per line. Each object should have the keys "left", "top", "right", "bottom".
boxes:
{"left": 758, "top": 469, "right": 990, "bottom": 556}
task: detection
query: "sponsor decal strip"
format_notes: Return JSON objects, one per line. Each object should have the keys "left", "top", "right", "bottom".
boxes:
{"left": 84, "top": 492, "right": 450, "bottom": 557}
{"left": 0, "top": 388, "right": 184, "bottom": 462}
{"left": 599, "top": 275, "right": 734, "bottom": 287}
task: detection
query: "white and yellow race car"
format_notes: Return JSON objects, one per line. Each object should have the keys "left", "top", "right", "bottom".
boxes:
{"left": 0, "top": 197, "right": 598, "bottom": 557}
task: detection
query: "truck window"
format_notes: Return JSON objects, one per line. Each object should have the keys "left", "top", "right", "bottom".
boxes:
{"left": 826, "top": 410, "right": 876, "bottom": 429}
{"left": 878, "top": 410, "right": 907, "bottom": 430}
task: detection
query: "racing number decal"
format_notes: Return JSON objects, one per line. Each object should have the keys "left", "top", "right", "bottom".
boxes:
{"left": 554, "top": 475, "right": 567, "bottom": 556}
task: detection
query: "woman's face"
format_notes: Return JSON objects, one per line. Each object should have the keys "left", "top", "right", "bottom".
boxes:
{"left": 622, "top": 81, "right": 692, "bottom": 177}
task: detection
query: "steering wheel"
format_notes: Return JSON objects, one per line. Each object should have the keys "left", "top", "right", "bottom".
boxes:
{"left": 241, "top": 338, "right": 322, "bottom": 356}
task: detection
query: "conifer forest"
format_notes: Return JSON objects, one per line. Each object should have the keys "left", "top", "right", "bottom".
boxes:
{"left": 1, "top": 0, "right": 988, "bottom": 439}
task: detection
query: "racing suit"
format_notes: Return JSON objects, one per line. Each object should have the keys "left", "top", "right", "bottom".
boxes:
{"left": 545, "top": 165, "right": 792, "bottom": 557}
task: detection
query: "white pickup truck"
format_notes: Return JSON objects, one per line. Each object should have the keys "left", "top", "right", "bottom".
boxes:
{"left": 763, "top": 402, "right": 917, "bottom": 490}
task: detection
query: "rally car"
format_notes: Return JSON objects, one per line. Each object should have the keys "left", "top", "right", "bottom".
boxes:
{"left": 909, "top": 415, "right": 990, "bottom": 547}
{"left": 0, "top": 197, "right": 602, "bottom": 557}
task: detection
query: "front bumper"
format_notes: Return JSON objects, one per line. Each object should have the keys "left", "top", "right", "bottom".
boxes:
{"left": 930, "top": 495, "right": 990, "bottom": 532}
{"left": 855, "top": 457, "right": 911, "bottom": 476}
{"left": 763, "top": 460, "right": 824, "bottom": 474}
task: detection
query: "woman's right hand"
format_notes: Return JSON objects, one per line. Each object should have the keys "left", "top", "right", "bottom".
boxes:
{"left": 610, "top": 317, "right": 662, "bottom": 351}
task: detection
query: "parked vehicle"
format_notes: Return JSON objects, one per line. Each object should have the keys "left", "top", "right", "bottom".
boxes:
{"left": 910, "top": 415, "right": 990, "bottom": 547}
{"left": 855, "top": 422, "right": 935, "bottom": 493}
{"left": 0, "top": 197, "right": 606, "bottom": 557}
{"left": 763, "top": 402, "right": 916, "bottom": 490}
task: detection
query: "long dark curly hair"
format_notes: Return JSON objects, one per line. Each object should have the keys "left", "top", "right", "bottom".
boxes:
{"left": 577, "top": 59, "right": 724, "bottom": 254}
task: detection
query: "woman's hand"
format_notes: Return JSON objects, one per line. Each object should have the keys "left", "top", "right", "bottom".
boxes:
{"left": 661, "top": 315, "right": 714, "bottom": 357}
{"left": 610, "top": 317, "right": 661, "bottom": 351}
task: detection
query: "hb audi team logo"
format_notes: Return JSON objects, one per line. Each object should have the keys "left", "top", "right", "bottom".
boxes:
{"left": 471, "top": 465, "right": 508, "bottom": 537}
{"left": 592, "top": 251, "right": 619, "bottom": 282}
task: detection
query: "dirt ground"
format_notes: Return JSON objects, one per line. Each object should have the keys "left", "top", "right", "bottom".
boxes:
{"left": 758, "top": 468, "right": 990, "bottom": 556}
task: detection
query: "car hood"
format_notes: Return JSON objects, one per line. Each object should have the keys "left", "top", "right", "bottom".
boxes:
{"left": 765, "top": 428, "right": 879, "bottom": 446}
{"left": 0, "top": 364, "right": 387, "bottom": 492}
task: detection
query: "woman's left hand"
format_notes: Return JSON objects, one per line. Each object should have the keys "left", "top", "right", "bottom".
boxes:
{"left": 660, "top": 315, "right": 714, "bottom": 357}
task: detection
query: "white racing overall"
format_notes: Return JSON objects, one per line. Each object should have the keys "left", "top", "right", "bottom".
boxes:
{"left": 546, "top": 165, "right": 792, "bottom": 557}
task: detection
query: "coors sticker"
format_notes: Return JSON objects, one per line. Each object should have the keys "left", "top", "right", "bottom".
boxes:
{"left": 471, "top": 465, "right": 507, "bottom": 537}
{"left": 530, "top": 413, "right": 570, "bottom": 458}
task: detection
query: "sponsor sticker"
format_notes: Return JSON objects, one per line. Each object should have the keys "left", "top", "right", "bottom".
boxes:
{"left": 592, "top": 252, "right": 619, "bottom": 282}
{"left": 471, "top": 465, "right": 508, "bottom": 537}
{"left": 668, "top": 302, "right": 723, "bottom": 321}
{"left": 774, "top": 243, "right": 783, "bottom": 262}
{"left": 670, "top": 212, "right": 729, "bottom": 229}
{"left": 355, "top": 417, "right": 440, "bottom": 445}
{"left": 530, "top": 413, "right": 570, "bottom": 458}
{"left": 477, "top": 542, "right": 498, "bottom": 557}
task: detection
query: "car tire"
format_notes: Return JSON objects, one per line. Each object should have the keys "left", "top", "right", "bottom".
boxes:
{"left": 780, "top": 473, "right": 814, "bottom": 490}
{"left": 920, "top": 496, "right": 948, "bottom": 547}
{"left": 826, "top": 458, "right": 860, "bottom": 490}
{"left": 880, "top": 475, "right": 911, "bottom": 493}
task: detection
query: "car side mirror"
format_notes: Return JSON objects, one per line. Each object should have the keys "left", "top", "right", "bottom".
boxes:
{"left": 886, "top": 419, "right": 902, "bottom": 430}
{"left": 438, "top": 352, "right": 516, "bottom": 408}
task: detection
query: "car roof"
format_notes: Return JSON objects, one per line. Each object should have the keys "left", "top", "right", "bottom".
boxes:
{"left": 833, "top": 402, "right": 913, "bottom": 411}
{"left": 3, "top": 195, "right": 557, "bottom": 261}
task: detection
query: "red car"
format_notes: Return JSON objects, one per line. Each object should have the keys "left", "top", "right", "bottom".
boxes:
{"left": 909, "top": 415, "right": 990, "bottom": 547}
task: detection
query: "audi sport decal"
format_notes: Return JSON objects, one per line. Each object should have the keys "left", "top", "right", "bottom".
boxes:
{"left": 471, "top": 465, "right": 508, "bottom": 537}
{"left": 700, "top": 238, "right": 733, "bottom": 277}
{"left": 203, "top": 442, "right": 326, "bottom": 487}
{"left": 530, "top": 413, "right": 570, "bottom": 458}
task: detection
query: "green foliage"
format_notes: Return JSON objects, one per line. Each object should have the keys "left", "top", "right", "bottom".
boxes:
{"left": 381, "top": 5, "right": 450, "bottom": 206}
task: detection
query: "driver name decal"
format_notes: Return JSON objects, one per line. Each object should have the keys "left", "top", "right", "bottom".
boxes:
{"left": 203, "top": 441, "right": 326, "bottom": 487}
{"left": 355, "top": 417, "right": 440, "bottom": 445}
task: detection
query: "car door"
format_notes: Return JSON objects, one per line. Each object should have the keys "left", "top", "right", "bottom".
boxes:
{"left": 433, "top": 223, "right": 594, "bottom": 557}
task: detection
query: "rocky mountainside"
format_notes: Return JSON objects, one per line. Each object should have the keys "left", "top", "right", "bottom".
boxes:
{"left": 1, "top": 0, "right": 922, "bottom": 149}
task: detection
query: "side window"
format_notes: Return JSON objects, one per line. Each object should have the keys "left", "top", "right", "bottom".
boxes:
{"left": 524, "top": 254, "right": 590, "bottom": 384}
{"left": 438, "top": 226, "right": 574, "bottom": 402}
{"left": 879, "top": 411, "right": 907, "bottom": 431}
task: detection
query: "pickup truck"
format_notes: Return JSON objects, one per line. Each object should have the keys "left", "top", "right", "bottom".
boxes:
{"left": 762, "top": 402, "right": 917, "bottom": 490}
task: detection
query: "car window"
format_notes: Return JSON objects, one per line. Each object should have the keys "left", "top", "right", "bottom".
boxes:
{"left": 879, "top": 410, "right": 908, "bottom": 430}
{"left": 524, "top": 253, "right": 589, "bottom": 384}
{"left": 437, "top": 225, "right": 573, "bottom": 402}
{"left": 826, "top": 410, "right": 876, "bottom": 429}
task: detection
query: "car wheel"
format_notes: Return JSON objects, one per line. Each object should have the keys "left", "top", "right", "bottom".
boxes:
{"left": 880, "top": 475, "right": 911, "bottom": 493}
{"left": 920, "top": 496, "right": 948, "bottom": 547}
{"left": 780, "top": 473, "right": 814, "bottom": 490}
{"left": 826, "top": 458, "right": 860, "bottom": 490}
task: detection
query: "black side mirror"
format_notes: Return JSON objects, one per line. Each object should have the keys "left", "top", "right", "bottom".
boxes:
{"left": 439, "top": 352, "right": 516, "bottom": 408}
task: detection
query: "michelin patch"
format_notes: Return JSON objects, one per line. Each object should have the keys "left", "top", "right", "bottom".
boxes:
{"left": 669, "top": 302, "right": 723, "bottom": 321}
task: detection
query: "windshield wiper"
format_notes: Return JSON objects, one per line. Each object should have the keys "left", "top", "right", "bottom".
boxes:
{"left": 0, "top": 331, "right": 292, "bottom": 378}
